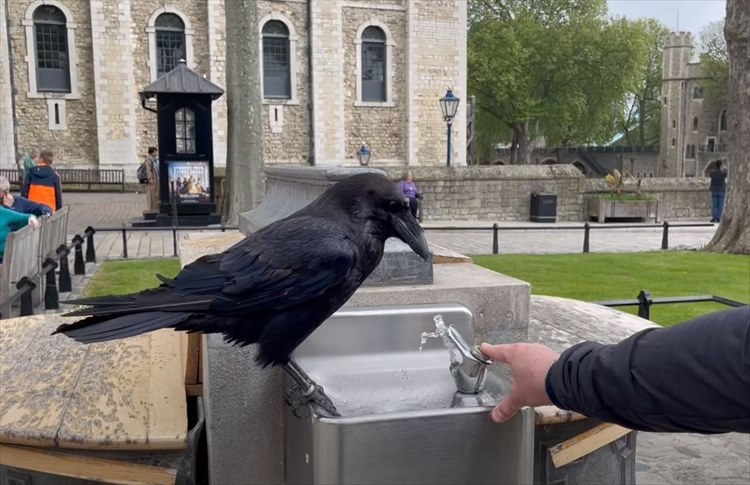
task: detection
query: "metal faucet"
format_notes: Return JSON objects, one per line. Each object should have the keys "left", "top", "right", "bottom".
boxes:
{"left": 446, "top": 325, "right": 492, "bottom": 394}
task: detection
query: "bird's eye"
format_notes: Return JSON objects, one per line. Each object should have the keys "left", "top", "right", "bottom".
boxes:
{"left": 387, "top": 199, "right": 407, "bottom": 212}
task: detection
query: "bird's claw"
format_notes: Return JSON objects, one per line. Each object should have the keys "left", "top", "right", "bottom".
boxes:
{"left": 285, "top": 382, "right": 340, "bottom": 418}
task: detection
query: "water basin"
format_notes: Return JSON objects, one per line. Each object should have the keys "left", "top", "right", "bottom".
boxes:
{"left": 284, "top": 304, "right": 534, "bottom": 485}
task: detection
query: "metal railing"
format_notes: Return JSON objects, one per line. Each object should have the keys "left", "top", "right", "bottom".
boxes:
{"left": 0, "top": 227, "right": 94, "bottom": 320}
{"left": 596, "top": 290, "right": 747, "bottom": 321}
{"left": 423, "top": 221, "right": 715, "bottom": 254}
{"left": 93, "top": 224, "right": 239, "bottom": 259}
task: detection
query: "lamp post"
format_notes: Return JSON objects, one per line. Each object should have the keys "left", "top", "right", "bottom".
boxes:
{"left": 439, "top": 89, "right": 460, "bottom": 167}
{"left": 357, "top": 144, "right": 371, "bottom": 166}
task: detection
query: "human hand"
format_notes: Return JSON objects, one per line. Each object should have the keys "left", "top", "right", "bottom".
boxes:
{"left": 29, "top": 216, "right": 40, "bottom": 228}
{"left": 479, "top": 342, "right": 560, "bottom": 423}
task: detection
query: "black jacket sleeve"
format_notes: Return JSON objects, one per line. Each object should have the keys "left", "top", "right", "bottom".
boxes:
{"left": 545, "top": 306, "right": 750, "bottom": 433}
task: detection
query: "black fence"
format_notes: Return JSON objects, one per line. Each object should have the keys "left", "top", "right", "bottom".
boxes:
{"left": 92, "top": 224, "right": 240, "bottom": 259}
{"left": 0, "top": 227, "right": 95, "bottom": 320}
{"left": 423, "top": 221, "right": 714, "bottom": 254}
{"left": 596, "top": 290, "right": 747, "bottom": 321}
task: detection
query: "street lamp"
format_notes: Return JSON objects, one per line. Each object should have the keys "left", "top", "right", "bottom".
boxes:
{"left": 439, "top": 89, "right": 460, "bottom": 167}
{"left": 357, "top": 144, "right": 371, "bottom": 166}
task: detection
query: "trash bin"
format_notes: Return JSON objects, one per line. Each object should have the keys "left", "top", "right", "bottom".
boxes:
{"left": 530, "top": 194, "right": 557, "bottom": 222}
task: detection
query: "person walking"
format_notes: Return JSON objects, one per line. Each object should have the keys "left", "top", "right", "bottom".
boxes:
{"left": 397, "top": 171, "right": 421, "bottom": 219}
{"left": 709, "top": 160, "right": 728, "bottom": 222}
{"left": 22, "top": 149, "right": 39, "bottom": 180}
{"left": 21, "top": 149, "right": 62, "bottom": 212}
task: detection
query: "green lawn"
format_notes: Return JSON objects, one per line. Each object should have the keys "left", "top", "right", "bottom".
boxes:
{"left": 84, "top": 258, "right": 182, "bottom": 297}
{"left": 473, "top": 252, "right": 750, "bottom": 326}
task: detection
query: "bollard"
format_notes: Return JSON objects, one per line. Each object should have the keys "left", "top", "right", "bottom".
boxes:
{"left": 17, "top": 277, "right": 36, "bottom": 317}
{"left": 583, "top": 222, "right": 590, "bottom": 253}
{"left": 172, "top": 228, "right": 178, "bottom": 257}
{"left": 121, "top": 224, "right": 129, "bottom": 259}
{"left": 492, "top": 223, "right": 499, "bottom": 254}
{"left": 43, "top": 258, "right": 59, "bottom": 310}
{"left": 72, "top": 235, "right": 86, "bottom": 275}
{"left": 56, "top": 244, "right": 72, "bottom": 292}
{"left": 661, "top": 221, "right": 669, "bottom": 250}
{"left": 85, "top": 226, "right": 97, "bottom": 263}
{"left": 637, "top": 289, "right": 653, "bottom": 320}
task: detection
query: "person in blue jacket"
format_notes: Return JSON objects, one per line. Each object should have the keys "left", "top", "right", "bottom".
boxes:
{"left": 481, "top": 306, "right": 750, "bottom": 434}
{"left": 1, "top": 175, "right": 52, "bottom": 217}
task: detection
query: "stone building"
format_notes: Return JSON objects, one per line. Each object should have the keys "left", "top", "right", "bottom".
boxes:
{"left": 659, "top": 31, "right": 728, "bottom": 177}
{"left": 0, "top": 0, "right": 468, "bottom": 179}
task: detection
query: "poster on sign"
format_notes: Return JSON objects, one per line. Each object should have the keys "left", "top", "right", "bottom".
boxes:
{"left": 168, "top": 161, "right": 211, "bottom": 204}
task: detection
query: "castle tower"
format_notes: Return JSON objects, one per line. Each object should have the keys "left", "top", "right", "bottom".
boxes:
{"left": 659, "top": 32, "right": 693, "bottom": 177}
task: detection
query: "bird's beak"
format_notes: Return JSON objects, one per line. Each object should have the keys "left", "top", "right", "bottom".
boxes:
{"left": 392, "top": 212, "right": 431, "bottom": 261}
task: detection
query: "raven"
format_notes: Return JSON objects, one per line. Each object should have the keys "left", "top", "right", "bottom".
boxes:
{"left": 55, "top": 173, "right": 429, "bottom": 415}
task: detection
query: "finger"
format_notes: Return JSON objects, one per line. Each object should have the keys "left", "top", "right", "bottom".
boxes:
{"left": 479, "top": 343, "right": 515, "bottom": 364}
{"left": 491, "top": 396, "right": 520, "bottom": 423}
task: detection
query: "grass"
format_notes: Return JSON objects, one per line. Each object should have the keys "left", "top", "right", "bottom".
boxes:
{"left": 84, "top": 258, "right": 182, "bottom": 297}
{"left": 473, "top": 251, "right": 750, "bottom": 327}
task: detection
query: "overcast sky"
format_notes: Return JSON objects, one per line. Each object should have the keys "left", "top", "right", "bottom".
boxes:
{"left": 607, "top": 0, "right": 726, "bottom": 47}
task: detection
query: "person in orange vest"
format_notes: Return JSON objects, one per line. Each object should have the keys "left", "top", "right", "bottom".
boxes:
{"left": 21, "top": 149, "right": 62, "bottom": 212}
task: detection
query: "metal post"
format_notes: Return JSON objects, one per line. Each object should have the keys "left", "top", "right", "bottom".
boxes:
{"left": 72, "top": 235, "right": 85, "bottom": 275}
{"left": 637, "top": 290, "right": 653, "bottom": 320}
{"left": 121, "top": 224, "right": 128, "bottom": 259}
{"left": 43, "top": 258, "right": 59, "bottom": 310}
{"left": 17, "top": 277, "right": 36, "bottom": 317}
{"left": 172, "top": 228, "right": 178, "bottom": 257}
{"left": 446, "top": 122, "right": 453, "bottom": 167}
{"left": 492, "top": 223, "right": 499, "bottom": 254}
{"left": 661, "top": 221, "right": 669, "bottom": 250}
{"left": 583, "top": 223, "right": 590, "bottom": 253}
{"left": 85, "top": 226, "right": 96, "bottom": 263}
{"left": 56, "top": 245, "right": 72, "bottom": 292}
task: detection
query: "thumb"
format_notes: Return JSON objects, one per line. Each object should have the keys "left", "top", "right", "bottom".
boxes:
{"left": 491, "top": 393, "right": 521, "bottom": 423}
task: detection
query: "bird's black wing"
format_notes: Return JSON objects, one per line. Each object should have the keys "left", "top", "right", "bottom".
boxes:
{"left": 208, "top": 216, "right": 359, "bottom": 313}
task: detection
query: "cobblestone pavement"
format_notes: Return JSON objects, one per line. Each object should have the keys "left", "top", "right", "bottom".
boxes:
{"left": 54, "top": 192, "right": 748, "bottom": 484}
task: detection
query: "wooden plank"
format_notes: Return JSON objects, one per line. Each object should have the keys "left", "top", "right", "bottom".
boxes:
{"left": 0, "top": 444, "right": 176, "bottom": 485}
{"left": 147, "top": 330, "right": 188, "bottom": 449}
{"left": 184, "top": 333, "right": 201, "bottom": 385}
{"left": 549, "top": 423, "right": 632, "bottom": 468}
{"left": 1, "top": 316, "right": 90, "bottom": 448}
{"left": 534, "top": 405, "right": 587, "bottom": 425}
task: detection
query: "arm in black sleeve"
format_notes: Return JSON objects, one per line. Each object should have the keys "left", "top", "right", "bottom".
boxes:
{"left": 545, "top": 306, "right": 750, "bottom": 433}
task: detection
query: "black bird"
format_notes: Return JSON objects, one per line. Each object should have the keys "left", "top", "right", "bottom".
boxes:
{"left": 55, "top": 173, "right": 430, "bottom": 415}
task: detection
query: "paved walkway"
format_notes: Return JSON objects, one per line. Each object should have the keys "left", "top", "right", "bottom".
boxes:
{"left": 55, "top": 193, "right": 748, "bottom": 484}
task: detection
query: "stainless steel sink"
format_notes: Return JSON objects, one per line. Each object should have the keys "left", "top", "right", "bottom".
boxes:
{"left": 284, "top": 304, "right": 534, "bottom": 485}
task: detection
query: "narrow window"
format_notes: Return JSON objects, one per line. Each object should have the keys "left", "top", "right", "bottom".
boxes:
{"left": 156, "top": 13, "right": 185, "bottom": 77}
{"left": 361, "top": 26, "right": 386, "bottom": 102}
{"left": 262, "top": 21, "right": 291, "bottom": 99}
{"left": 693, "top": 117, "right": 698, "bottom": 131}
{"left": 54, "top": 103, "right": 60, "bottom": 124}
{"left": 719, "top": 110, "right": 727, "bottom": 131}
{"left": 693, "top": 86, "right": 704, "bottom": 99}
{"left": 175, "top": 108, "right": 196, "bottom": 154}
{"left": 34, "top": 6, "right": 70, "bottom": 92}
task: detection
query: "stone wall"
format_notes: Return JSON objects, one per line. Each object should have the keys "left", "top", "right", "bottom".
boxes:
{"left": 384, "top": 165, "right": 585, "bottom": 221}
{"left": 0, "top": 0, "right": 15, "bottom": 168}
{"left": 382, "top": 166, "right": 713, "bottom": 222}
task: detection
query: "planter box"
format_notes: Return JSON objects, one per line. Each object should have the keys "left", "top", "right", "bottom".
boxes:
{"left": 586, "top": 198, "right": 658, "bottom": 223}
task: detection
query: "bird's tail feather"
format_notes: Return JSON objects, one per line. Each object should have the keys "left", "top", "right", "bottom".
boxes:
{"left": 53, "top": 311, "right": 189, "bottom": 343}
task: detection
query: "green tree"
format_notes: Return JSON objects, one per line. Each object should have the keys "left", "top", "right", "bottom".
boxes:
{"left": 700, "top": 20, "right": 728, "bottom": 104}
{"left": 616, "top": 19, "right": 669, "bottom": 147}
{"left": 468, "top": 0, "right": 646, "bottom": 164}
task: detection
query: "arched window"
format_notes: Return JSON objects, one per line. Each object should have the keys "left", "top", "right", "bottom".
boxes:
{"left": 693, "top": 86, "right": 704, "bottom": 99}
{"left": 34, "top": 5, "right": 70, "bottom": 92}
{"left": 262, "top": 20, "right": 291, "bottom": 99}
{"left": 361, "top": 26, "right": 386, "bottom": 102}
{"left": 175, "top": 108, "right": 196, "bottom": 154}
{"left": 719, "top": 110, "right": 727, "bottom": 131}
{"left": 693, "top": 116, "right": 698, "bottom": 131}
{"left": 156, "top": 13, "right": 185, "bottom": 77}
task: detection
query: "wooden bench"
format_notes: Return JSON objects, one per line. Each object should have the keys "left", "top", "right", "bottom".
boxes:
{"left": 0, "top": 168, "right": 125, "bottom": 192}
{"left": 0, "top": 314, "right": 193, "bottom": 484}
